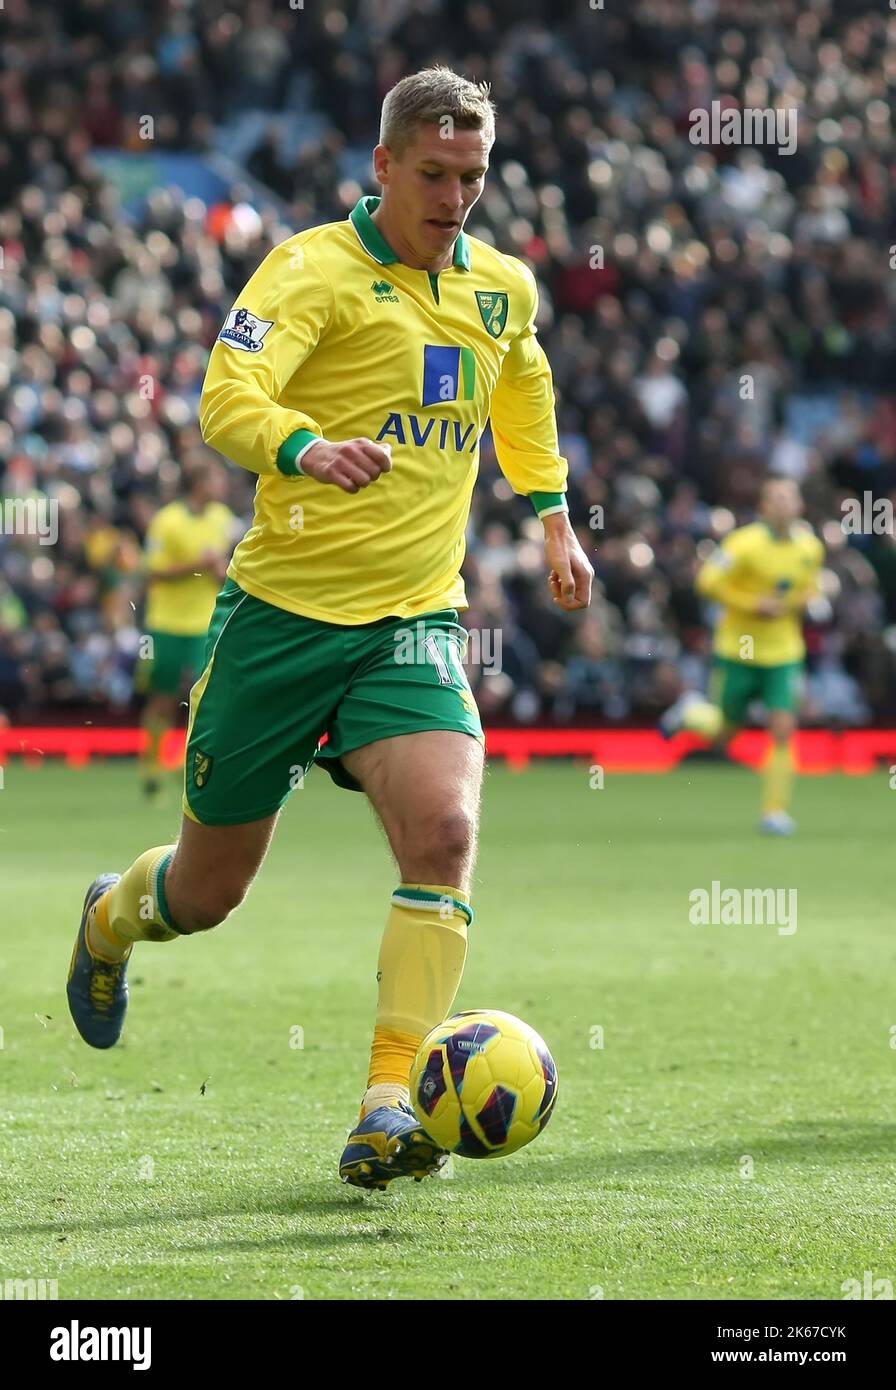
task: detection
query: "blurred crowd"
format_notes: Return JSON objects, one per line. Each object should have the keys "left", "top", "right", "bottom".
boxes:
{"left": 3, "top": 0, "right": 896, "bottom": 724}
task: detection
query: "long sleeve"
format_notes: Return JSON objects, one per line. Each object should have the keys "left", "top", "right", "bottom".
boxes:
{"left": 695, "top": 536, "right": 760, "bottom": 613}
{"left": 781, "top": 539, "right": 824, "bottom": 611}
{"left": 489, "top": 278, "right": 568, "bottom": 513}
{"left": 143, "top": 510, "right": 173, "bottom": 574}
{"left": 199, "top": 238, "right": 334, "bottom": 476}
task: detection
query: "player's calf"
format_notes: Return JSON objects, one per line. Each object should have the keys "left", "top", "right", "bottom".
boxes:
{"left": 160, "top": 872, "right": 249, "bottom": 934}
{"left": 65, "top": 817, "right": 274, "bottom": 1045}
{"left": 163, "top": 812, "right": 276, "bottom": 933}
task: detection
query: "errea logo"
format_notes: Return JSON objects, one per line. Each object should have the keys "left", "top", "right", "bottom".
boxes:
{"left": 371, "top": 280, "right": 399, "bottom": 303}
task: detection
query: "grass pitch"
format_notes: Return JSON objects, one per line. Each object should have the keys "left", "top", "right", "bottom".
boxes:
{"left": 1, "top": 760, "right": 894, "bottom": 1300}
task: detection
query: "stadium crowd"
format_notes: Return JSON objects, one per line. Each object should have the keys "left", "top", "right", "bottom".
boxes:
{"left": 2, "top": 0, "right": 896, "bottom": 724}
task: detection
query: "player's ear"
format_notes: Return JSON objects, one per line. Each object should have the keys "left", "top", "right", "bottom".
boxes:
{"left": 372, "top": 143, "right": 391, "bottom": 185}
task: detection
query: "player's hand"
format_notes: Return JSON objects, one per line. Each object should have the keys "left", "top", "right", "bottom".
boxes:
{"left": 543, "top": 514, "right": 594, "bottom": 611}
{"left": 199, "top": 549, "right": 228, "bottom": 579}
{"left": 755, "top": 595, "right": 786, "bottom": 618}
{"left": 300, "top": 438, "right": 393, "bottom": 494}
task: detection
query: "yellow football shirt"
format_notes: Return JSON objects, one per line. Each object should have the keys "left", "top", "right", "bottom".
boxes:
{"left": 696, "top": 521, "right": 824, "bottom": 665}
{"left": 144, "top": 500, "right": 236, "bottom": 635}
{"left": 199, "top": 195, "right": 568, "bottom": 624}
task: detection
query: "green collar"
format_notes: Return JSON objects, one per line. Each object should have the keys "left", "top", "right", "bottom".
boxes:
{"left": 349, "top": 195, "right": 471, "bottom": 272}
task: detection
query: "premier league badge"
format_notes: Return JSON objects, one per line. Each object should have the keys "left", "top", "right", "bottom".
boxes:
{"left": 217, "top": 306, "right": 274, "bottom": 352}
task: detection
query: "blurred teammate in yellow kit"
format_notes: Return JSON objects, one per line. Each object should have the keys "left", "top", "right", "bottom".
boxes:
{"left": 662, "top": 478, "right": 824, "bottom": 834}
{"left": 66, "top": 68, "right": 594, "bottom": 1189}
{"left": 136, "top": 456, "right": 236, "bottom": 800}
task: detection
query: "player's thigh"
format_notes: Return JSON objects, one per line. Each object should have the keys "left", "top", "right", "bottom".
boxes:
{"left": 143, "top": 691, "right": 178, "bottom": 720}
{"left": 320, "top": 608, "right": 485, "bottom": 875}
{"left": 712, "top": 657, "right": 759, "bottom": 726}
{"left": 341, "top": 729, "right": 484, "bottom": 853}
{"left": 183, "top": 579, "right": 340, "bottom": 825}
{"left": 139, "top": 631, "right": 204, "bottom": 697}
{"left": 317, "top": 608, "right": 483, "bottom": 796}
{"left": 763, "top": 662, "right": 802, "bottom": 737}
{"left": 167, "top": 810, "right": 279, "bottom": 913}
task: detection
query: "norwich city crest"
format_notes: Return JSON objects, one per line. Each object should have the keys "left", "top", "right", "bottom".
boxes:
{"left": 193, "top": 749, "right": 213, "bottom": 788}
{"left": 475, "top": 291, "right": 508, "bottom": 338}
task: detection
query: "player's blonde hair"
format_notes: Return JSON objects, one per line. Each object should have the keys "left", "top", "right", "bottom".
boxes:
{"left": 380, "top": 66, "right": 496, "bottom": 156}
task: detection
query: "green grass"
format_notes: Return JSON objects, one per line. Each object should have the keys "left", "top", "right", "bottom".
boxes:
{"left": 1, "top": 760, "right": 894, "bottom": 1300}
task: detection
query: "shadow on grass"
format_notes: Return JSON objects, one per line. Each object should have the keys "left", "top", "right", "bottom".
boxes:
{"left": 3, "top": 1120, "right": 894, "bottom": 1247}
{"left": 479, "top": 1119, "right": 896, "bottom": 1185}
{"left": 168, "top": 1228, "right": 409, "bottom": 1256}
{"left": 0, "top": 1191, "right": 419, "bottom": 1243}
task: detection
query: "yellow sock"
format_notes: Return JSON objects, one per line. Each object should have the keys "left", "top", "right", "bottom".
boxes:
{"left": 361, "top": 883, "right": 472, "bottom": 1116}
{"left": 360, "top": 1078, "right": 412, "bottom": 1117}
{"left": 88, "top": 845, "right": 181, "bottom": 961}
{"left": 762, "top": 739, "right": 794, "bottom": 815}
{"left": 367, "top": 1028, "right": 422, "bottom": 1093}
{"left": 140, "top": 715, "right": 168, "bottom": 781}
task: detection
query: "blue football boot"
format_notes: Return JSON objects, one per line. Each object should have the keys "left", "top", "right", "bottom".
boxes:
{"left": 759, "top": 811, "right": 796, "bottom": 836}
{"left": 339, "top": 1101, "right": 448, "bottom": 1191}
{"left": 66, "top": 874, "right": 129, "bottom": 1048}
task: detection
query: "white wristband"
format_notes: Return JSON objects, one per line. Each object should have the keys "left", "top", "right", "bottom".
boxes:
{"left": 293, "top": 436, "right": 329, "bottom": 476}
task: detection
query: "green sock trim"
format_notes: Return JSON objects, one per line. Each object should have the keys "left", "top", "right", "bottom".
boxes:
{"left": 391, "top": 885, "right": 474, "bottom": 927}
{"left": 153, "top": 851, "right": 188, "bottom": 935}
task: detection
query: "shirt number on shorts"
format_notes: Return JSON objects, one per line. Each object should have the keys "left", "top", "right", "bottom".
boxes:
{"left": 423, "top": 632, "right": 465, "bottom": 686}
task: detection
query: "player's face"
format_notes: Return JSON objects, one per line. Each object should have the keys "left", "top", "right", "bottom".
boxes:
{"left": 204, "top": 465, "right": 228, "bottom": 503}
{"left": 375, "top": 124, "right": 490, "bottom": 261}
{"left": 761, "top": 480, "right": 802, "bottom": 526}
{"left": 192, "top": 464, "right": 227, "bottom": 506}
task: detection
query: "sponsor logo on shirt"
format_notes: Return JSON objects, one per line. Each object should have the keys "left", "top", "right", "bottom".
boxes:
{"left": 422, "top": 345, "right": 476, "bottom": 406}
{"left": 371, "top": 280, "right": 399, "bottom": 303}
{"left": 376, "top": 412, "right": 478, "bottom": 455}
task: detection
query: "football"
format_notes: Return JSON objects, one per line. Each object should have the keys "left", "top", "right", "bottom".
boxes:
{"left": 410, "top": 1010, "right": 558, "bottom": 1158}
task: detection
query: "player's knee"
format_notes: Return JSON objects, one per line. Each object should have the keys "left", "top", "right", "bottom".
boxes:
{"left": 411, "top": 809, "right": 477, "bottom": 879}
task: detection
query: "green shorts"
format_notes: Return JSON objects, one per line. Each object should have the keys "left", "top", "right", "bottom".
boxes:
{"left": 136, "top": 631, "right": 208, "bottom": 697}
{"left": 183, "top": 578, "right": 484, "bottom": 825}
{"left": 711, "top": 657, "right": 803, "bottom": 725}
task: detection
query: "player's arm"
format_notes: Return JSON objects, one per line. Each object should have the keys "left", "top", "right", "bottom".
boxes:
{"left": 780, "top": 539, "right": 825, "bottom": 613}
{"left": 199, "top": 241, "right": 390, "bottom": 492}
{"left": 148, "top": 562, "right": 213, "bottom": 582}
{"left": 142, "top": 514, "right": 191, "bottom": 582}
{"left": 147, "top": 555, "right": 222, "bottom": 582}
{"left": 695, "top": 535, "right": 776, "bottom": 613}
{"left": 489, "top": 274, "right": 592, "bottom": 611}
{"left": 143, "top": 515, "right": 218, "bottom": 583}
{"left": 199, "top": 505, "right": 242, "bottom": 584}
